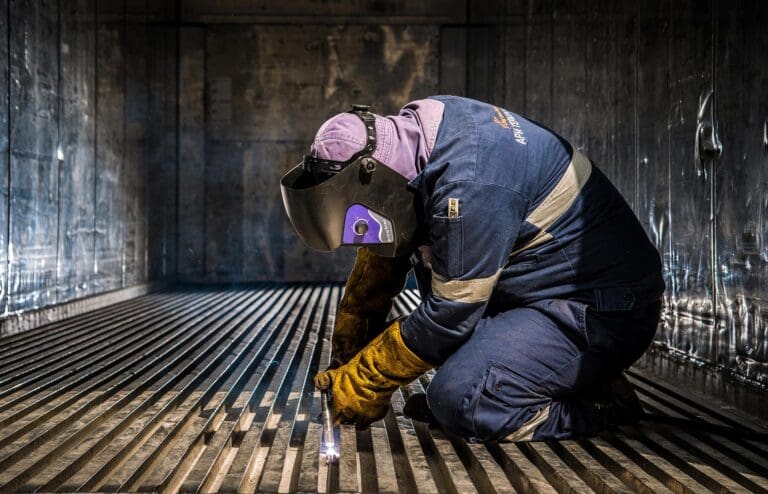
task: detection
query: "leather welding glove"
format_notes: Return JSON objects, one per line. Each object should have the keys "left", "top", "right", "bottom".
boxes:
{"left": 315, "top": 319, "right": 433, "bottom": 429}
{"left": 331, "top": 247, "right": 412, "bottom": 368}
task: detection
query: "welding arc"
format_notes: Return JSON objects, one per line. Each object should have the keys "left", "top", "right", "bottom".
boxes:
{"left": 640, "top": 413, "right": 768, "bottom": 441}
{"left": 321, "top": 390, "right": 339, "bottom": 464}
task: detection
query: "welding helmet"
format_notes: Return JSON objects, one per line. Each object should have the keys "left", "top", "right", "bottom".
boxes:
{"left": 280, "top": 105, "right": 418, "bottom": 258}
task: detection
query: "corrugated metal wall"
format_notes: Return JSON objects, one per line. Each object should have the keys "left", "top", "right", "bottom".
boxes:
{"left": 176, "top": 4, "right": 452, "bottom": 282}
{"left": 0, "top": 0, "right": 178, "bottom": 317}
{"left": 172, "top": 0, "right": 726, "bottom": 284}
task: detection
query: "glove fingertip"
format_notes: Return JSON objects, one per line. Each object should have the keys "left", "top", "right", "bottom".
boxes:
{"left": 314, "top": 371, "right": 331, "bottom": 390}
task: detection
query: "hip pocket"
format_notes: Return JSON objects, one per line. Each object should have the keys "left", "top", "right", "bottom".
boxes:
{"left": 481, "top": 362, "right": 544, "bottom": 408}
{"left": 471, "top": 362, "right": 549, "bottom": 441}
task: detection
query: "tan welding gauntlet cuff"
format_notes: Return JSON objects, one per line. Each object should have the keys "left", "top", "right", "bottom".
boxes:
{"left": 316, "top": 320, "right": 433, "bottom": 428}
{"left": 350, "top": 319, "right": 433, "bottom": 386}
{"left": 331, "top": 247, "right": 412, "bottom": 367}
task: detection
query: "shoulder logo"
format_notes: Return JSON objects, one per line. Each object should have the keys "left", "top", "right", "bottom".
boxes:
{"left": 493, "top": 106, "right": 510, "bottom": 129}
{"left": 492, "top": 106, "right": 527, "bottom": 145}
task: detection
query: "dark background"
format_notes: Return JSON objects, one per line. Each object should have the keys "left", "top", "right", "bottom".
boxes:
{"left": 0, "top": 0, "right": 767, "bottom": 413}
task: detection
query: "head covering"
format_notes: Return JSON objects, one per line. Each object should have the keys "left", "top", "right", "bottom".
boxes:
{"left": 310, "top": 99, "right": 445, "bottom": 180}
{"left": 281, "top": 100, "right": 444, "bottom": 257}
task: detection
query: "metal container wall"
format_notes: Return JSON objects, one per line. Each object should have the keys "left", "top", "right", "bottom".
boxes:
{"left": 712, "top": 1, "right": 768, "bottom": 384}
{"left": 0, "top": 0, "right": 179, "bottom": 318}
{"left": 177, "top": 20, "right": 442, "bottom": 283}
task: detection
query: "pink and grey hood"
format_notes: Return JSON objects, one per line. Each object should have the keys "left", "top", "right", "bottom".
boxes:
{"left": 280, "top": 99, "right": 445, "bottom": 257}
{"left": 310, "top": 99, "right": 445, "bottom": 180}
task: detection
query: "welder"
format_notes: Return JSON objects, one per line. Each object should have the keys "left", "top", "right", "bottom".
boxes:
{"left": 280, "top": 96, "right": 664, "bottom": 442}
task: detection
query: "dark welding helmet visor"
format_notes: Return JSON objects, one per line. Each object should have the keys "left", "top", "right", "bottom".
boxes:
{"left": 280, "top": 107, "right": 418, "bottom": 258}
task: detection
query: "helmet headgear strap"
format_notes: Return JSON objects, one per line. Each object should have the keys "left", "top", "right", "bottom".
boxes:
{"left": 302, "top": 104, "right": 378, "bottom": 177}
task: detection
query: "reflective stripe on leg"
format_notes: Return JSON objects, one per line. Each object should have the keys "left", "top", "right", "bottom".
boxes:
{"left": 501, "top": 404, "right": 551, "bottom": 442}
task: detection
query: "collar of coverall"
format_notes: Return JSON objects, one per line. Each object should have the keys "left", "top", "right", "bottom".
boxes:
{"left": 310, "top": 98, "right": 445, "bottom": 180}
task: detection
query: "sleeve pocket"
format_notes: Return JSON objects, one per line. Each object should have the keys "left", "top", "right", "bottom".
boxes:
{"left": 430, "top": 214, "right": 464, "bottom": 278}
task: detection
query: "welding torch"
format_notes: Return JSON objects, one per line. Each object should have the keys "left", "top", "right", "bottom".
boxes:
{"left": 320, "top": 389, "right": 339, "bottom": 463}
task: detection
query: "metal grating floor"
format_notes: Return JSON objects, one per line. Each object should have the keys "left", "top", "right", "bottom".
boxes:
{"left": 1, "top": 284, "right": 767, "bottom": 493}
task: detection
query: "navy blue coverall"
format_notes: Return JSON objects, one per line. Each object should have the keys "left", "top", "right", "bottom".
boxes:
{"left": 399, "top": 96, "right": 664, "bottom": 441}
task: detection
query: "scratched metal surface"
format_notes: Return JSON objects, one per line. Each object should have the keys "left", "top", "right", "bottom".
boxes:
{"left": 0, "top": 0, "right": 8, "bottom": 326}
{"left": 711, "top": 1, "right": 768, "bottom": 385}
{"left": 8, "top": 0, "right": 60, "bottom": 314}
{"left": 628, "top": 0, "right": 768, "bottom": 414}
{"left": 0, "top": 0, "right": 178, "bottom": 318}
{"left": 177, "top": 22, "right": 439, "bottom": 284}
{"left": 178, "top": 0, "right": 467, "bottom": 24}
{"left": 58, "top": 0, "right": 97, "bottom": 303}
{"left": 0, "top": 284, "right": 767, "bottom": 493}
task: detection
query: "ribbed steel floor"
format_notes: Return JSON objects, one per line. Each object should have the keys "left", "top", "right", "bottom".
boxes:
{"left": 1, "top": 284, "right": 767, "bottom": 493}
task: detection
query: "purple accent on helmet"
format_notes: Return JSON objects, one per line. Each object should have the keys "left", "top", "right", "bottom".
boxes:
{"left": 342, "top": 204, "right": 394, "bottom": 245}
{"left": 309, "top": 99, "right": 445, "bottom": 181}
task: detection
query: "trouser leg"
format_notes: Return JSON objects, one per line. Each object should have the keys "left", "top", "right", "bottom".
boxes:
{"left": 426, "top": 302, "right": 659, "bottom": 442}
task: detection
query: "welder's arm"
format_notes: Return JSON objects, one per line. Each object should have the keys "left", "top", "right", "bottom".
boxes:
{"left": 401, "top": 181, "right": 526, "bottom": 365}
{"left": 331, "top": 247, "right": 412, "bottom": 367}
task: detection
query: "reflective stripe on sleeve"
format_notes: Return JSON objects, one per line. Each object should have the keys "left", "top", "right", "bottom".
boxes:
{"left": 431, "top": 269, "right": 502, "bottom": 303}
{"left": 510, "top": 150, "right": 592, "bottom": 257}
